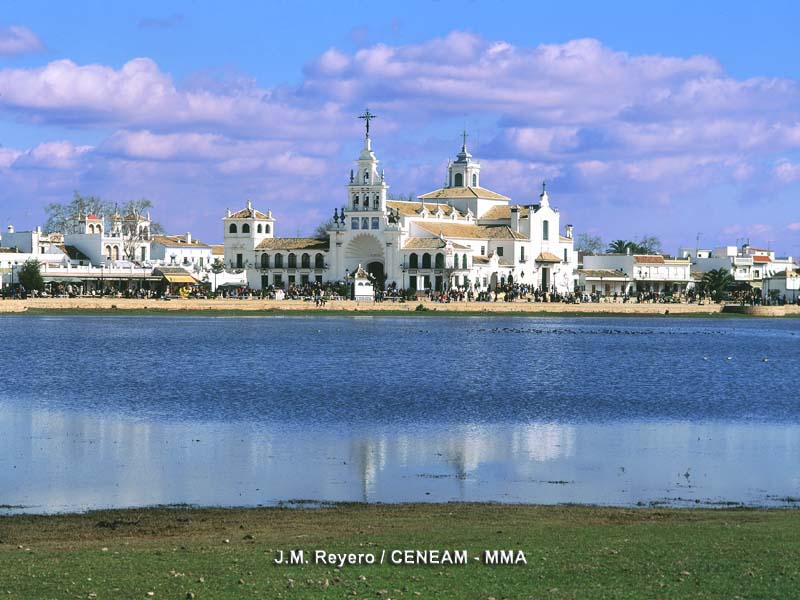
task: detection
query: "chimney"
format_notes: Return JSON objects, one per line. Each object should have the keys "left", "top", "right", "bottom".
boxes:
{"left": 226, "top": 208, "right": 231, "bottom": 218}
{"left": 510, "top": 206, "right": 520, "bottom": 233}
{"left": 246, "top": 199, "right": 252, "bottom": 210}
{"left": 626, "top": 246, "right": 631, "bottom": 256}
{"left": 186, "top": 232, "right": 192, "bottom": 244}
{"left": 565, "top": 224, "right": 573, "bottom": 239}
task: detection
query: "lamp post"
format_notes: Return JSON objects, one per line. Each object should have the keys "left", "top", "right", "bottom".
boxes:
{"left": 401, "top": 262, "right": 406, "bottom": 294}
{"left": 345, "top": 268, "right": 350, "bottom": 300}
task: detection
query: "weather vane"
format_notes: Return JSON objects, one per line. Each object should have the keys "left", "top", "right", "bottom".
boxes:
{"left": 359, "top": 109, "right": 376, "bottom": 138}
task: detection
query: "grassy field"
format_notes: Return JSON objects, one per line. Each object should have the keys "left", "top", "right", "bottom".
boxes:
{"left": 1, "top": 503, "right": 799, "bottom": 599}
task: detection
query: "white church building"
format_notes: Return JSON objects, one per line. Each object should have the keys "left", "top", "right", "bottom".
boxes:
{"left": 223, "top": 115, "right": 578, "bottom": 294}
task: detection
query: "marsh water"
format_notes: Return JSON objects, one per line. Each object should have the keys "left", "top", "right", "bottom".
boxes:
{"left": 1, "top": 315, "right": 799, "bottom": 513}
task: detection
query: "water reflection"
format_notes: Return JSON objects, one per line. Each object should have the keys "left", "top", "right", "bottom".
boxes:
{"left": 3, "top": 405, "right": 799, "bottom": 513}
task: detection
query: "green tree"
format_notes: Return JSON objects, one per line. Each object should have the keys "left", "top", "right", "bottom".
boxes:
{"left": 575, "top": 233, "right": 603, "bottom": 255}
{"left": 607, "top": 239, "right": 633, "bottom": 254}
{"left": 701, "top": 268, "right": 734, "bottom": 300}
{"left": 18, "top": 259, "right": 44, "bottom": 291}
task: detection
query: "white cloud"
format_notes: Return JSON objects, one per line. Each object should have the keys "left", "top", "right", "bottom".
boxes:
{"left": 0, "top": 25, "right": 44, "bottom": 56}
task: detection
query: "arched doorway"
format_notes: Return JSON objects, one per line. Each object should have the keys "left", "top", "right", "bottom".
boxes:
{"left": 367, "top": 261, "right": 385, "bottom": 289}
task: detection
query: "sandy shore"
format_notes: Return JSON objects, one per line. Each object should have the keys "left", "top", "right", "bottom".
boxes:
{"left": 2, "top": 296, "right": 798, "bottom": 315}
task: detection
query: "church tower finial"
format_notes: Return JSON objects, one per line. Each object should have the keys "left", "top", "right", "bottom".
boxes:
{"left": 358, "top": 108, "right": 377, "bottom": 139}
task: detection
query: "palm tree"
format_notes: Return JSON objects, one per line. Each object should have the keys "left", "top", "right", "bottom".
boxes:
{"left": 701, "top": 268, "right": 734, "bottom": 301}
{"left": 607, "top": 239, "right": 633, "bottom": 254}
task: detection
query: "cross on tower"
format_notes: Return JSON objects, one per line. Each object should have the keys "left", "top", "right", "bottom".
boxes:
{"left": 359, "top": 109, "right": 377, "bottom": 138}
{"left": 461, "top": 129, "right": 468, "bottom": 149}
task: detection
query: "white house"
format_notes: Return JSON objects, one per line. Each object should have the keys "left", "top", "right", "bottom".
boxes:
{"left": 581, "top": 253, "right": 692, "bottom": 296}
{"left": 150, "top": 233, "right": 212, "bottom": 270}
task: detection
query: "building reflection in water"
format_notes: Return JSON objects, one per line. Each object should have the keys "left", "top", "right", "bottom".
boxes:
{"left": 2, "top": 404, "right": 799, "bottom": 513}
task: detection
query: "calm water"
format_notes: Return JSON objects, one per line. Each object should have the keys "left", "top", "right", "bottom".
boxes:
{"left": 1, "top": 315, "right": 798, "bottom": 512}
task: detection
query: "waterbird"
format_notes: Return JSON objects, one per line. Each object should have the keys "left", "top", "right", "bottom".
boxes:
{"left": 762, "top": 358, "right": 768, "bottom": 362}
{"left": 727, "top": 356, "right": 733, "bottom": 360}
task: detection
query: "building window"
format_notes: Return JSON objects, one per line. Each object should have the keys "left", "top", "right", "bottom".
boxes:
{"left": 236, "top": 253, "right": 243, "bottom": 269}
{"left": 242, "top": 223, "right": 251, "bottom": 234}
{"left": 543, "top": 220, "right": 549, "bottom": 240}
{"left": 371, "top": 217, "right": 379, "bottom": 230}
{"left": 454, "top": 173, "right": 463, "bottom": 187}
{"left": 113, "top": 246, "right": 120, "bottom": 260}
{"left": 435, "top": 253, "right": 444, "bottom": 269}
{"left": 409, "top": 253, "right": 418, "bottom": 269}
{"left": 364, "top": 170, "right": 369, "bottom": 183}
{"left": 141, "top": 247, "right": 147, "bottom": 261}
{"left": 274, "top": 253, "right": 283, "bottom": 268}
{"left": 453, "top": 253, "right": 459, "bottom": 269}
{"left": 462, "top": 254, "right": 467, "bottom": 269}
{"left": 315, "top": 253, "right": 324, "bottom": 269}
{"left": 563, "top": 248, "right": 568, "bottom": 262}
{"left": 288, "top": 275, "right": 296, "bottom": 285}
{"left": 480, "top": 245, "right": 485, "bottom": 255}
{"left": 422, "top": 253, "right": 431, "bottom": 269}
{"left": 261, "top": 254, "right": 269, "bottom": 268}
{"left": 274, "top": 274, "right": 283, "bottom": 288}
{"left": 257, "top": 224, "right": 263, "bottom": 233}
{"left": 497, "top": 247, "right": 504, "bottom": 257}
{"left": 472, "top": 173, "right": 477, "bottom": 186}
{"left": 288, "top": 253, "right": 297, "bottom": 268}
{"left": 373, "top": 196, "right": 379, "bottom": 209}
{"left": 229, "top": 224, "right": 237, "bottom": 234}
{"left": 352, "top": 217, "right": 359, "bottom": 230}
{"left": 354, "top": 194, "right": 359, "bottom": 208}
{"left": 520, "top": 247, "right": 525, "bottom": 261}
{"left": 315, "top": 275, "right": 323, "bottom": 284}
{"left": 361, "top": 217, "right": 369, "bottom": 230}
{"left": 301, "top": 275, "right": 309, "bottom": 285}
{"left": 301, "top": 253, "right": 310, "bottom": 268}
{"left": 265, "top": 224, "right": 271, "bottom": 234}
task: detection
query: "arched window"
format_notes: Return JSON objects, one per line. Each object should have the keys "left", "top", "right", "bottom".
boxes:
{"left": 315, "top": 253, "right": 324, "bottom": 269}
{"left": 242, "top": 223, "right": 250, "bottom": 234}
{"left": 363, "top": 170, "right": 369, "bottom": 183}
{"left": 288, "top": 253, "right": 297, "bottom": 268}
{"left": 261, "top": 254, "right": 269, "bottom": 268}
{"left": 542, "top": 220, "right": 549, "bottom": 241}
{"left": 373, "top": 195, "right": 379, "bottom": 208}
{"left": 409, "top": 253, "right": 418, "bottom": 269}
{"left": 229, "top": 223, "right": 238, "bottom": 234}
{"left": 274, "top": 253, "right": 283, "bottom": 268}
{"left": 301, "top": 253, "right": 310, "bottom": 268}
{"left": 257, "top": 224, "right": 263, "bottom": 234}
{"left": 354, "top": 194, "right": 359, "bottom": 207}
{"left": 97, "top": 225, "right": 103, "bottom": 234}
{"left": 113, "top": 246, "right": 120, "bottom": 260}
{"left": 105, "top": 245, "right": 112, "bottom": 258}
{"left": 453, "top": 254, "right": 459, "bottom": 269}
{"left": 435, "top": 253, "right": 444, "bottom": 269}
{"left": 454, "top": 173, "right": 463, "bottom": 187}
{"left": 462, "top": 254, "right": 467, "bottom": 269}
{"left": 88, "top": 224, "right": 95, "bottom": 234}
{"left": 265, "top": 224, "right": 271, "bottom": 234}
{"left": 422, "top": 253, "right": 431, "bottom": 269}
{"left": 472, "top": 173, "right": 477, "bottom": 187}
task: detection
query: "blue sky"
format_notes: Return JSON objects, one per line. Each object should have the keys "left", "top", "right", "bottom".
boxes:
{"left": 1, "top": 0, "right": 799, "bottom": 255}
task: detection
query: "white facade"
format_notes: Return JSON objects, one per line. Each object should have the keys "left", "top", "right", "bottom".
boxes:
{"left": 680, "top": 244, "right": 796, "bottom": 288}
{"left": 150, "top": 233, "right": 212, "bottom": 269}
{"left": 232, "top": 123, "right": 578, "bottom": 293}
{"left": 581, "top": 254, "right": 692, "bottom": 295}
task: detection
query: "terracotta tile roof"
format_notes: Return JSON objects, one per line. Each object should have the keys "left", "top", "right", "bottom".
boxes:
{"left": 472, "top": 255, "right": 491, "bottom": 265}
{"left": 633, "top": 255, "right": 666, "bottom": 264}
{"left": 255, "top": 238, "right": 329, "bottom": 251}
{"left": 402, "top": 237, "right": 471, "bottom": 250}
{"left": 151, "top": 235, "right": 210, "bottom": 249}
{"left": 415, "top": 221, "right": 526, "bottom": 240}
{"left": 228, "top": 206, "right": 270, "bottom": 219}
{"left": 210, "top": 244, "right": 224, "bottom": 256}
{"left": 479, "top": 205, "right": 534, "bottom": 220}
{"left": 536, "top": 252, "right": 562, "bottom": 263}
{"left": 418, "top": 186, "right": 510, "bottom": 201}
{"left": 386, "top": 200, "right": 461, "bottom": 217}
{"left": 753, "top": 255, "right": 771, "bottom": 263}
{"left": 579, "top": 269, "right": 629, "bottom": 279}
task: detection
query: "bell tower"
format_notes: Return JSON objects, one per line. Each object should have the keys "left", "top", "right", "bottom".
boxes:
{"left": 447, "top": 130, "right": 481, "bottom": 188}
{"left": 346, "top": 109, "right": 388, "bottom": 215}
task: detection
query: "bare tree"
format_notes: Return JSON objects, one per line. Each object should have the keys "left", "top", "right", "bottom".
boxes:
{"left": 314, "top": 219, "right": 334, "bottom": 239}
{"left": 116, "top": 199, "right": 163, "bottom": 261}
{"left": 44, "top": 192, "right": 114, "bottom": 234}
{"left": 575, "top": 233, "right": 603, "bottom": 255}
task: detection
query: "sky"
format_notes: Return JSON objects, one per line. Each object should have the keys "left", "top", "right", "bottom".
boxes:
{"left": 1, "top": 0, "right": 799, "bottom": 256}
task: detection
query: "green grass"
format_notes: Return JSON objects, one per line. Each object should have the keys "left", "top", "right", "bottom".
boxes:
{"left": 2, "top": 503, "right": 799, "bottom": 599}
